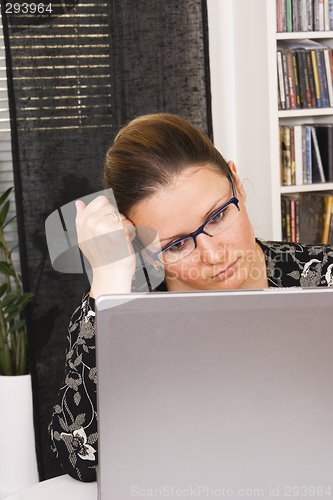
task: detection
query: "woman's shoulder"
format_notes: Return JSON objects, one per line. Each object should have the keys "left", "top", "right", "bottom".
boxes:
{"left": 256, "top": 238, "right": 333, "bottom": 287}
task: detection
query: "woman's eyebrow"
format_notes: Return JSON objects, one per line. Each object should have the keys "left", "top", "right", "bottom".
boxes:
{"left": 159, "top": 196, "right": 226, "bottom": 244}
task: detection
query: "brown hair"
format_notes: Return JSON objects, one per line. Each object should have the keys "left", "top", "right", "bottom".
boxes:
{"left": 103, "top": 113, "right": 232, "bottom": 218}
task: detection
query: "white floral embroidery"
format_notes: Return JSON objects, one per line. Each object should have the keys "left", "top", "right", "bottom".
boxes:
{"left": 60, "top": 427, "right": 96, "bottom": 461}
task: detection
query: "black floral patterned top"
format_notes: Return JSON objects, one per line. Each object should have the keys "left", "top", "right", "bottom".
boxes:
{"left": 48, "top": 240, "right": 333, "bottom": 482}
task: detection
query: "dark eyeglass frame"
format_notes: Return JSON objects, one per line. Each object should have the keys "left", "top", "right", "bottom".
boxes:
{"left": 133, "top": 174, "right": 240, "bottom": 265}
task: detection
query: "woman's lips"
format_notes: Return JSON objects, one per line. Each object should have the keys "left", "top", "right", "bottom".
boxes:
{"left": 209, "top": 259, "right": 239, "bottom": 281}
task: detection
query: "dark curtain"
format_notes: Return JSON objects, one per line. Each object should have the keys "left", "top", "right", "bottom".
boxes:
{"left": 1, "top": 0, "right": 212, "bottom": 480}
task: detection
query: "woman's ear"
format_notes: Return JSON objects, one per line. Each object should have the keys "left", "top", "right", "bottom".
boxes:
{"left": 227, "top": 160, "right": 246, "bottom": 203}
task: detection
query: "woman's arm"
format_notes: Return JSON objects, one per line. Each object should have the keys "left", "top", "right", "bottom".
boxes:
{"left": 49, "top": 290, "right": 98, "bottom": 482}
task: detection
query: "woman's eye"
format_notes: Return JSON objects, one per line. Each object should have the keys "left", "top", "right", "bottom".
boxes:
{"left": 210, "top": 210, "right": 225, "bottom": 224}
{"left": 167, "top": 239, "right": 191, "bottom": 253}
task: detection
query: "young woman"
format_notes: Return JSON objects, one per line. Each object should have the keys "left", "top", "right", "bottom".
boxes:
{"left": 49, "top": 113, "right": 333, "bottom": 482}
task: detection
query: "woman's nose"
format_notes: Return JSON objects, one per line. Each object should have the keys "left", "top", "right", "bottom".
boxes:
{"left": 195, "top": 233, "right": 226, "bottom": 264}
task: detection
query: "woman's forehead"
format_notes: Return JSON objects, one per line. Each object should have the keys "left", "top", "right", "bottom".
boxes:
{"left": 131, "top": 167, "right": 231, "bottom": 238}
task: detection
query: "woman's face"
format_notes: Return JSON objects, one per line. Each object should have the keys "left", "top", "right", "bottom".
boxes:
{"left": 131, "top": 162, "right": 258, "bottom": 291}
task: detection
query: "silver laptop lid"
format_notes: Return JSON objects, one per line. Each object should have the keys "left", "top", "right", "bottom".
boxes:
{"left": 96, "top": 288, "right": 333, "bottom": 500}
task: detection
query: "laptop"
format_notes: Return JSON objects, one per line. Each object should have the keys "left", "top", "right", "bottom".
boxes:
{"left": 95, "top": 287, "right": 333, "bottom": 500}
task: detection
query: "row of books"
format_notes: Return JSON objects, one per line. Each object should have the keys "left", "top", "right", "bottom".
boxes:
{"left": 279, "top": 124, "right": 333, "bottom": 185}
{"left": 277, "top": 0, "right": 333, "bottom": 32}
{"left": 281, "top": 193, "right": 333, "bottom": 244}
{"left": 277, "top": 39, "right": 333, "bottom": 110}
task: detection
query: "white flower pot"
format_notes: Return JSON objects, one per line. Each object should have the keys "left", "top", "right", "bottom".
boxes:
{"left": 0, "top": 374, "right": 39, "bottom": 499}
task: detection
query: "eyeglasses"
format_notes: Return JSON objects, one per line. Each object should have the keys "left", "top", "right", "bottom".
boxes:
{"left": 134, "top": 174, "right": 240, "bottom": 265}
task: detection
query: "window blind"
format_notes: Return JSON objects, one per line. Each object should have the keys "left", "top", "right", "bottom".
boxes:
{"left": 0, "top": 11, "right": 19, "bottom": 277}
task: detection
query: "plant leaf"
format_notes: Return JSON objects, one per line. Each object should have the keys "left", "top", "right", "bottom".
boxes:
{"left": 3, "top": 214, "right": 17, "bottom": 229}
{"left": 9, "top": 243, "right": 19, "bottom": 255}
{"left": 0, "top": 283, "right": 7, "bottom": 297}
{"left": 0, "top": 187, "right": 13, "bottom": 208}
{"left": 0, "top": 261, "right": 13, "bottom": 276}
{"left": 7, "top": 319, "right": 26, "bottom": 333}
{"left": 0, "top": 200, "right": 10, "bottom": 226}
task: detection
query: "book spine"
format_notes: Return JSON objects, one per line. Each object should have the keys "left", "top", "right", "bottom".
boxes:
{"left": 296, "top": 50, "right": 307, "bottom": 108}
{"left": 302, "top": 51, "right": 313, "bottom": 108}
{"left": 311, "top": 50, "right": 322, "bottom": 107}
{"left": 328, "top": 210, "right": 333, "bottom": 245}
{"left": 295, "top": 197, "right": 300, "bottom": 243}
{"left": 277, "top": 51, "right": 286, "bottom": 110}
{"left": 314, "top": 0, "right": 320, "bottom": 29}
{"left": 329, "top": 125, "right": 333, "bottom": 182}
{"left": 281, "top": 197, "right": 287, "bottom": 241}
{"left": 324, "top": 49, "right": 333, "bottom": 107}
{"left": 292, "top": 50, "right": 301, "bottom": 108}
{"left": 290, "top": 198, "right": 296, "bottom": 242}
{"left": 282, "top": 126, "right": 292, "bottom": 186}
{"left": 290, "top": 126, "right": 296, "bottom": 184}
{"left": 282, "top": 0, "right": 287, "bottom": 31}
{"left": 307, "top": 0, "right": 314, "bottom": 29}
{"left": 306, "top": 125, "right": 312, "bottom": 183}
{"left": 302, "top": 125, "right": 308, "bottom": 184}
{"left": 287, "top": 0, "right": 293, "bottom": 30}
{"left": 282, "top": 50, "right": 291, "bottom": 109}
{"left": 311, "top": 126, "right": 326, "bottom": 182}
{"left": 319, "top": 0, "right": 325, "bottom": 29}
{"left": 324, "top": 0, "right": 330, "bottom": 29}
{"left": 285, "top": 197, "right": 292, "bottom": 242}
{"left": 294, "top": 125, "right": 303, "bottom": 185}
{"left": 277, "top": 0, "right": 283, "bottom": 31}
{"left": 286, "top": 50, "right": 296, "bottom": 109}
{"left": 306, "top": 50, "right": 317, "bottom": 108}
{"left": 329, "top": 0, "right": 333, "bottom": 29}
{"left": 322, "top": 197, "right": 333, "bottom": 244}
{"left": 292, "top": 0, "right": 299, "bottom": 30}
{"left": 316, "top": 50, "right": 328, "bottom": 107}
{"left": 300, "top": 0, "right": 308, "bottom": 30}
{"left": 279, "top": 126, "right": 283, "bottom": 185}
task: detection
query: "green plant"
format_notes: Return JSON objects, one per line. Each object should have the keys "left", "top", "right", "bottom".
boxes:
{"left": 0, "top": 188, "right": 33, "bottom": 375}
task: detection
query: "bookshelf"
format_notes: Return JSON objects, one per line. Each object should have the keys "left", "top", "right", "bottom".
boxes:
{"left": 207, "top": 0, "right": 333, "bottom": 242}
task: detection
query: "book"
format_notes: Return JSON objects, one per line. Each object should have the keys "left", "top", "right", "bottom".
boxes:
{"left": 277, "top": 51, "right": 286, "bottom": 110}
{"left": 277, "top": 0, "right": 283, "bottom": 31}
{"left": 316, "top": 49, "right": 328, "bottom": 107}
{"left": 290, "top": 197, "right": 296, "bottom": 242}
{"left": 299, "top": 192, "right": 327, "bottom": 243}
{"left": 302, "top": 125, "right": 308, "bottom": 184}
{"left": 286, "top": 49, "right": 296, "bottom": 109}
{"left": 311, "top": 126, "right": 326, "bottom": 182}
{"left": 306, "top": 50, "right": 317, "bottom": 108}
{"left": 290, "top": 126, "right": 296, "bottom": 184}
{"left": 300, "top": 0, "right": 308, "bottom": 30}
{"left": 327, "top": 211, "right": 333, "bottom": 245}
{"left": 281, "top": 197, "right": 287, "bottom": 241}
{"left": 285, "top": 196, "right": 292, "bottom": 241}
{"left": 322, "top": 195, "right": 333, "bottom": 244}
{"left": 305, "top": 125, "right": 312, "bottom": 183}
{"left": 323, "top": 49, "right": 333, "bottom": 107}
{"left": 325, "top": 0, "right": 330, "bottom": 30}
{"left": 311, "top": 49, "right": 322, "bottom": 107}
{"left": 314, "top": 124, "right": 333, "bottom": 182}
{"left": 292, "top": 0, "right": 299, "bottom": 31}
{"left": 297, "top": 49, "right": 309, "bottom": 107}
{"left": 295, "top": 196, "right": 300, "bottom": 243}
{"left": 330, "top": 0, "right": 333, "bottom": 30}
{"left": 291, "top": 49, "right": 301, "bottom": 108}
{"left": 281, "top": 126, "right": 292, "bottom": 185}
{"left": 286, "top": 0, "right": 293, "bottom": 30}
{"left": 281, "top": 49, "right": 291, "bottom": 109}
{"left": 294, "top": 125, "right": 303, "bottom": 185}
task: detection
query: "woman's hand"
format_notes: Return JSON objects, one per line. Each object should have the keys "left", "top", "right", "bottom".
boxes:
{"left": 75, "top": 196, "right": 136, "bottom": 298}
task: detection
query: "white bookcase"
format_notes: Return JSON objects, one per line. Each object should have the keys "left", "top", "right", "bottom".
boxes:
{"left": 207, "top": 0, "right": 333, "bottom": 241}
